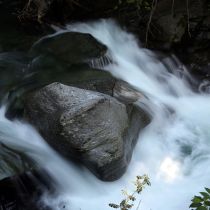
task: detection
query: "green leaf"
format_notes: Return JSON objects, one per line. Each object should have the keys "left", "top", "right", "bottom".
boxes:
{"left": 120, "top": 199, "right": 126, "bottom": 206}
{"left": 196, "top": 206, "right": 207, "bottom": 210}
{"left": 125, "top": 203, "right": 133, "bottom": 209}
{"left": 192, "top": 196, "right": 203, "bottom": 203}
{"left": 109, "top": 203, "right": 120, "bottom": 208}
{"left": 200, "top": 192, "right": 210, "bottom": 199}
{"left": 204, "top": 201, "right": 210, "bottom": 206}
{"left": 205, "top": 188, "right": 210, "bottom": 194}
{"left": 190, "top": 203, "right": 202, "bottom": 208}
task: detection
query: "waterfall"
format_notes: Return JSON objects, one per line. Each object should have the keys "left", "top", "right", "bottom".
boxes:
{"left": 1, "top": 19, "right": 210, "bottom": 210}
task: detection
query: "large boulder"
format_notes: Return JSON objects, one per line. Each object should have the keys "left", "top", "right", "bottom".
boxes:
{"left": 24, "top": 82, "right": 148, "bottom": 181}
{"left": 30, "top": 32, "right": 107, "bottom": 64}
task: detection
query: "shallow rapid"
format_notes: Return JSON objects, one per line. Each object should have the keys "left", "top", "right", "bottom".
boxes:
{"left": 1, "top": 20, "right": 210, "bottom": 210}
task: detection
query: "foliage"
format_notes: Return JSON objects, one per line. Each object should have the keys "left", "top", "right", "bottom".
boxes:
{"left": 109, "top": 175, "right": 151, "bottom": 210}
{"left": 190, "top": 188, "right": 210, "bottom": 210}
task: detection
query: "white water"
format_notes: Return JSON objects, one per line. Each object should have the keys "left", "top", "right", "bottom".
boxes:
{"left": 1, "top": 19, "right": 210, "bottom": 210}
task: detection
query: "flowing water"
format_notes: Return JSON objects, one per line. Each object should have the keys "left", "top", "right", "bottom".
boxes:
{"left": 1, "top": 19, "right": 210, "bottom": 210}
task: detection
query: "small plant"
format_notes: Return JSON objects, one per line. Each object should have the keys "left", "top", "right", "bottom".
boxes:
{"left": 109, "top": 175, "right": 151, "bottom": 210}
{"left": 190, "top": 188, "right": 210, "bottom": 210}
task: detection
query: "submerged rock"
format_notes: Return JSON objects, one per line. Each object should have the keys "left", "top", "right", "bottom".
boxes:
{"left": 24, "top": 82, "right": 148, "bottom": 181}
{"left": 0, "top": 52, "right": 30, "bottom": 100}
{"left": 0, "top": 143, "right": 37, "bottom": 181}
{"left": 0, "top": 170, "right": 53, "bottom": 210}
{"left": 28, "top": 55, "right": 115, "bottom": 95}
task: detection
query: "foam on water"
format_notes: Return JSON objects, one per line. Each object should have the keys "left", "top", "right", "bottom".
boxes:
{"left": 1, "top": 20, "right": 210, "bottom": 210}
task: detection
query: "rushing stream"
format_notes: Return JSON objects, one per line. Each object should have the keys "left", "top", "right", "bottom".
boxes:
{"left": 1, "top": 20, "right": 210, "bottom": 210}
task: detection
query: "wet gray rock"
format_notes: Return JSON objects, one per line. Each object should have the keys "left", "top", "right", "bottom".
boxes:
{"left": 28, "top": 54, "right": 115, "bottom": 96}
{"left": 113, "top": 80, "right": 145, "bottom": 104}
{"left": 73, "top": 76, "right": 116, "bottom": 96}
{"left": 30, "top": 32, "right": 107, "bottom": 64}
{"left": 24, "top": 82, "right": 148, "bottom": 181}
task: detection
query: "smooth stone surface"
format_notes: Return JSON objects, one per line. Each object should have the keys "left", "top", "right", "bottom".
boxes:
{"left": 24, "top": 83, "right": 149, "bottom": 181}
{"left": 30, "top": 32, "right": 107, "bottom": 64}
